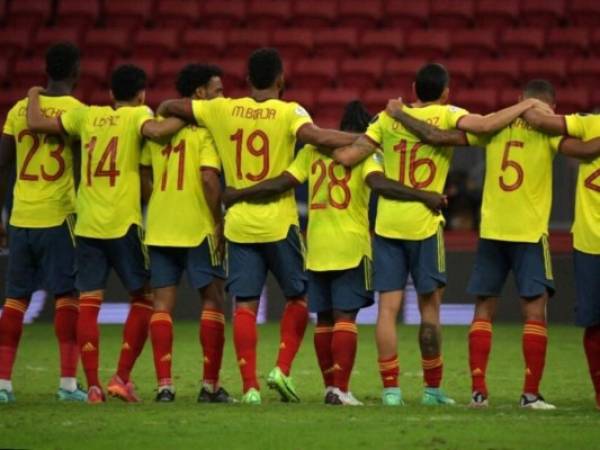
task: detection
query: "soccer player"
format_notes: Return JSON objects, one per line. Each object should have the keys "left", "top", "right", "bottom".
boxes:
{"left": 141, "top": 64, "right": 232, "bottom": 403}
{"left": 520, "top": 103, "right": 600, "bottom": 410}
{"left": 222, "top": 100, "right": 447, "bottom": 405}
{"left": 157, "top": 48, "right": 358, "bottom": 404}
{"left": 335, "top": 63, "right": 545, "bottom": 406}
{"left": 0, "top": 42, "right": 86, "bottom": 403}
{"left": 26, "top": 64, "right": 185, "bottom": 403}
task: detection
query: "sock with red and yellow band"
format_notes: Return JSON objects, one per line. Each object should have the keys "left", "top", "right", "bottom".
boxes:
{"left": 469, "top": 319, "right": 493, "bottom": 396}
{"left": 77, "top": 296, "right": 102, "bottom": 388}
{"left": 54, "top": 297, "right": 79, "bottom": 378}
{"left": 313, "top": 323, "right": 334, "bottom": 388}
{"left": 331, "top": 319, "right": 358, "bottom": 393}
{"left": 200, "top": 308, "right": 225, "bottom": 389}
{"left": 522, "top": 320, "right": 548, "bottom": 395}
{"left": 233, "top": 308, "right": 258, "bottom": 392}
{"left": 422, "top": 355, "right": 443, "bottom": 388}
{"left": 378, "top": 354, "right": 400, "bottom": 388}
{"left": 276, "top": 299, "right": 308, "bottom": 376}
{"left": 0, "top": 298, "right": 28, "bottom": 382}
{"left": 150, "top": 311, "right": 173, "bottom": 387}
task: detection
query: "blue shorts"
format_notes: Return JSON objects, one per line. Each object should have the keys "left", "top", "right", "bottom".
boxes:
{"left": 308, "top": 258, "right": 374, "bottom": 313}
{"left": 226, "top": 225, "right": 307, "bottom": 299}
{"left": 373, "top": 228, "right": 446, "bottom": 295}
{"left": 467, "top": 237, "right": 555, "bottom": 298}
{"left": 6, "top": 217, "right": 76, "bottom": 298}
{"left": 149, "top": 238, "right": 225, "bottom": 290}
{"left": 75, "top": 224, "right": 149, "bottom": 292}
{"left": 574, "top": 250, "right": 600, "bottom": 327}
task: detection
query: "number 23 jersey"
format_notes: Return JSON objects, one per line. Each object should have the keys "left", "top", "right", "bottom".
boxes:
{"left": 191, "top": 97, "right": 312, "bottom": 244}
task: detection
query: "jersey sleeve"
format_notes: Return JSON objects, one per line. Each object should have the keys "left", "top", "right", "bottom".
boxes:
{"left": 2, "top": 103, "right": 17, "bottom": 136}
{"left": 548, "top": 135, "right": 564, "bottom": 153}
{"left": 361, "top": 151, "right": 385, "bottom": 181}
{"left": 285, "top": 145, "right": 311, "bottom": 183}
{"left": 565, "top": 114, "right": 586, "bottom": 139}
{"left": 288, "top": 102, "right": 313, "bottom": 136}
{"left": 364, "top": 114, "right": 384, "bottom": 147}
{"left": 59, "top": 106, "right": 88, "bottom": 137}
{"left": 199, "top": 133, "right": 221, "bottom": 171}
{"left": 447, "top": 105, "right": 470, "bottom": 128}
{"left": 191, "top": 99, "right": 212, "bottom": 127}
{"left": 136, "top": 106, "right": 154, "bottom": 137}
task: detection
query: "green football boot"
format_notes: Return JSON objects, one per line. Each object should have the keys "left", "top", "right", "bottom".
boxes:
{"left": 57, "top": 386, "right": 88, "bottom": 402}
{"left": 421, "top": 387, "right": 456, "bottom": 406}
{"left": 267, "top": 367, "right": 300, "bottom": 403}
{"left": 382, "top": 387, "right": 405, "bottom": 406}
{"left": 0, "top": 389, "right": 15, "bottom": 403}
{"left": 241, "top": 388, "right": 261, "bottom": 405}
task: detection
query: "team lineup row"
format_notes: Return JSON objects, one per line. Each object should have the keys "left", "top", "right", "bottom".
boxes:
{"left": 0, "top": 42, "right": 599, "bottom": 408}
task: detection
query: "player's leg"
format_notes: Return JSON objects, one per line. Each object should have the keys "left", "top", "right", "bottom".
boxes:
{"left": 373, "top": 234, "right": 408, "bottom": 406}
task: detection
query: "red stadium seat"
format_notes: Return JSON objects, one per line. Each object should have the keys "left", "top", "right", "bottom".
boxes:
{"left": 202, "top": 1, "right": 246, "bottom": 28}
{"left": 520, "top": 0, "right": 566, "bottom": 27}
{"left": 153, "top": 0, "right": 200, "bottom": 27}
{"left": 316, "top": 89, "right": 362, "bottom": 121}
{"left": 363, "top": 89, "right": 401, "bottom": 114}
{"left": 383, "top": 1, "right": 429, "bottom": 29}
{"left": 272, "top": 29, "right": 314, "bottom": 60}
{"left": 292, "top": 1, "right": 336, "bottom": 29}
{"left": 570, "top": 0, "right": 600, "bottom": 27}
{"left": 71, "top": 86, "right": 89, "bottom": 104}
{"left": 452, "top": 90, "right": 498, "bottom": 114}
{"left": 521, "top": 59, "right": 567, "bottom": 86}
{"left": 430, "top": 0, "right": 475, "bottom": 28}
{"left": 475, "top": 0, "right": 519, "bottom": 29}
{"left": 0, "top": 0, "right": 6, "bottom": 25}
{"left": 12, "top": 58, "right": 46, "bottom": 88}
{"left": 338, "top": 58, "right": 384, "bottom": 90}
{"left": 0, "top": 88, "right": 26, "bottom": 119}
{"left": 134, "top": 29, "right": 179, "bottom": 58}
{"left": 146, "top": 87, "right": 178, "bottom": 110}
{"left": 88, "top": 88, "right": 112, "bottom": 106}
{"left": 498, "top": 89, "right": 522, "bottom": 108}
{"left": 291, "top": 60, "right": 337, "bottom": 90}
{"left": 283, "top": 89, "right": 316, "bottom": 112}
{"left": 568, "top": 58, "right": 600, "bottom": 87}
{"left": 500, "top": 29, "right": 544, "bottom": 59}
{"left": 84, "top": 29, "right": 131, "bottom": 59}
{"left": 476, "top": 59, "right": 520, "bottom": 88}
{"left": 112, "top": 58, "right": 158, "bottom": 86}
{"left": 0, "top": 59, "right": 9, "bottom": 85}
{"left": 383, "top": 58, "right": 427, "bottom": 90}
{"left": 216, "top": 59, "right": 247, "bottom": 89}
{"left": 359, "top": 30, "right": 403, "bottom": 59}
{"left": 589, "top": 30, "right": 600, "bottom": 57}
{"left": 181, "top": 30, "right": 226, "bottom": 59}
{"left": 104, "top": 0, "right": 153, "bottom": 30}
{"left": 226, "top": 30, "right": 270, "bottom": 58}
{"left": 450, "top": 30, "right": 497, "bottom": 59}
{"left": 313, "top": 29, "right": 358, "bottom": 59}
{"left": 556, "top": 88, "right": 590, "bottom": 114}
{"left": 439, "top": 59, "right": 475, "bottom": 89}
{"left": 0, "top": 28, "right": 33, "bottom": 59}
{"left": 246, "top": 1, "right": 291, "bottom": 29}
{"left": 8, "top": 0, "right": 51, "bottom": 28}
{"left": 546, "top": 29, "right": 589, "bottom": 58}
{"left": 589, "top": 90, "right": 600, "bottom": 111}
{"left": 78, "top": 58, "right": 110, "bottom": 91}
{"left": 155, "top": 58, "right": 194, "bottom": 89}
{"left": 338, "top": 0, "right": 382, "bottom": 28}
{"left": 406, "top": 30, "right": 449, "bottom": 59}
{"left": 56, "top": 0, "right": 101, "bottom": 29}
{"left": 32, "top": 29, "right": 82, "bottom": 57}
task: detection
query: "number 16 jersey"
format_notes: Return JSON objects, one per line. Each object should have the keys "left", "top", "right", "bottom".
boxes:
{"left": 191, "top": 97, "right": 312, "bottom": 244}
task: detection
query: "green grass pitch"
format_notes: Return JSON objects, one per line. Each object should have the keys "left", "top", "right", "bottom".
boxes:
{"left": 1, "top": 323, "right": 599, "bottom": 449}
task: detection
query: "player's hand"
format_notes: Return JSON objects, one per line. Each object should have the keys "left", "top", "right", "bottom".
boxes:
{"left": 27, "top": 86, "right": 45, "bottom": 98}
{"left": 421, "top": 191, "right": 448, "bottom": 214}
{"left": 526, "top": 98, "right": 554, "bottom": 114}
{"left": 386, "top": 98, "right": 404, "bottom": 117}
{"left": 213, "top": 221, "right": 225, "bottom": 262}
{"left": 222, "top": 187, "right": 239, "bottom": 208}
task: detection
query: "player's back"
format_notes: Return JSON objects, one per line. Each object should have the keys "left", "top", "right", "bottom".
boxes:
{"left": 191, "top": 96, "right": 312, "bottom": 243}
{"left": 4, "top": 95, "right": 83, "bottom": 228}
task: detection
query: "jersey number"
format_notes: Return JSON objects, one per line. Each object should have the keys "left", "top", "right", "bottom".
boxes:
{"left": 584, "top": 168, "right": 600, "bottom": 192}
{"left": 310, "top": 159, "right": 352, "bottom": 210}
{"left": 17, "top": 129, "right": 66, "bottom": 181}
{"left": 160, "top": 140, "right": 186, "bottom": 191}
{"left": 85, "top": 136, "right": 120, "bottom": 187}
{"left": 230, "top": 128, "right": 270, "bottom": 181}
{"left": 393, "top": 139, "right": 436, "bottom": 188}
{"left": 499, "top": 140, "right": 524, "bottom": 192}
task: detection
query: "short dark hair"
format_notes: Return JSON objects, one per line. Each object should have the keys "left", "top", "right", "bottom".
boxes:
{"left": 45, "top": 42, "right": 80, "bottom": 81}
{"left": 339, "top": 100, "right": 372, "bottom": 133}
{"left": 248, "top": 48, "right": 283, "bottom": 90}
{"left": 415, "top": 63, "right": 450, "bottom": 102}
{"left": 523, "top": 79, "right": 555, "bottom": 103}
{"left": 110, "top": 64, "right": 147, "bottom": 102}
{"left": 176, "top": 64, "right": 223, "bottom": 97}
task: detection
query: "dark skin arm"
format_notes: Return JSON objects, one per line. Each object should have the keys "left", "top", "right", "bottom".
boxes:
{"left": 140, "top": 165, "right": 153, "bottom": 204}
{"left": 222, "top": 173, "right": 299, "bottom": 208}
{"left": 157, "top": 99, "right": 195, "bottom": 123}
{"left": 559, "top": 137, "right": 600, "bottom": 161}
{"left": 201, "top": 167, "right": 225, "bottom": 259}
{"left": 141, "top": 117, "right": 186, "bottom": 141}
{"left": 0, "top": 134, "right": 16, "bottom": 248}
{"left": 522, "top": 107, "right": 567, "bottom": 135}
{"left": 331, "top": 135, "right": 378, "bottom": 167}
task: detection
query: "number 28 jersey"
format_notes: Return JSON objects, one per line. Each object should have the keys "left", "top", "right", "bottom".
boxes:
{"left": 60, "top": 105, "right": 153, "bottom": 239}
{"left": 365, "top": 105, "right": 469, "bottom": 240}
{"left": 191, "top": 97, "right": 312, "bottom": 244}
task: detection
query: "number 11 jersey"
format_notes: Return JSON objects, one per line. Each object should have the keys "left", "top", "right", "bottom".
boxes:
{"left": 191, "top": 97, "right": 312, "bottom": 244}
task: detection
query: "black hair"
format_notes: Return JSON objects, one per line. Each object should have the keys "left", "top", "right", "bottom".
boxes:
{"left": 415, "top": 63, "right": 450, "bottom": 102}
{"left": 248, "top": 48, "right": 283, "bottom": 90}
{"left": 523, "top": 79, "right": 556, "bottom": 103}
{"left": 339, "top": 100, "right": 372, "bottom": 133}
{"left": 45, "top": 42, "right": 80, "bottom": 81}
{"left": 110, "top": 64, "right": 147, "bottom": 102}
{"left": 176, "top": 64, "right": 223, "bottom": 97}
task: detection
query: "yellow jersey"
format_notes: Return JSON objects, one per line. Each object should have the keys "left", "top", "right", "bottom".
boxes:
{"left": 286, "top": 145, "right": 383, "bottom": 271}
{"left": 141, "top": 124, "right": 221, "bottom": 247}
{"left": 60, "top": 105, "right": 153, "bottom": 239}
{"left": 3, "top": 95, "right": 83, "bottom": 228}
{"left": 469, "top": 118, "right": 562, "bottom": 243}
{"left": 191, "top": 96, "right": 312, "bottom": 243}
{"left": 565, "top": 113, "right": 600, "bottom": 255}
{"left": 365, "top": 105, "right": 469, "bottom": 240}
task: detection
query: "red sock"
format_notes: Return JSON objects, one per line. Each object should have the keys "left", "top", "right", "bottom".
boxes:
{"left": 332, "top": 319, "right": 358, "bottom": 392}
{"left": 77, "top": 296, "right": 102, "bottom": 388}
{"left": 276, "top": 299, "right": 308, "bottom": 376}
{"left": 0, "top": 299, "right": 27, "bottom": 380}
{"left": 116, "top": 296, "right": 153, "bottom": 383}
{"left": 522, "top": 320, "right": 548, "bottom": 395}
{"left": 422, "top": 355, "right": 443, "bottom": 388}
{"left": 200, "top": 308, "right": 225, "bottom": 388}
{"left": 378, "top": 354, "right": 399, "bottom": 388}
{"left": 469, "top": 319, "right": 492, "bottom": 396}
{"left": 233, "top": 308, "right": 259, "bottom": 393}
{"left": 313, "top": 323, "right": 334, "bottom": 388}
{"left": 584, "top": 326, "right": 600, "bottom": 400}
{"left": 150, "top": 311, "right": 173, "bottom": 386}
{"left": 54, "top": 297, "right": 79, "bottom": 378}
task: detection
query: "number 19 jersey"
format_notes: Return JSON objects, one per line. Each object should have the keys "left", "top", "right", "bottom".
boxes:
{"left": 191, "top": 97, "right": 312, "bottom": 243}
{"left": 365, "top": 105, "right": 469, "bottom": 240}
{"left": 60, "top": 105, "right": 153, "bottom": 239}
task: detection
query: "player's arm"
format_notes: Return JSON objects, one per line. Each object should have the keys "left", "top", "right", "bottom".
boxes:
{"left": 72, "top": 140, "right": 81, "bottom": 189}
{"left": 0, "top": 133, "right": 16, "bottom": 247}
{"left": 522, "top": 107, "right": 566, "bottom": 135}
{"left": 139, "top": 165, "right": 153, "bottom": 204}
{"left": 222, "top": 173, "right": 300, "bottom": 208}
{"left": 141, "top": 117, "right": 186, "bottom": 141}
{"left": 456, "top": 99, "right": 546, "bottom": 134}
{"left": 559, "top": 137, "right": 600, "bottom": 161}
{"left": 296, "top": 123, "right": 359, "bottom": 149}
{"left": 330, "top": 135, "right": 378, "bottom": 167}
{"left": 156, "top": 99, "right": 195, "bottom": 124}
{"left": 26, "top": 86, "right": 63, "bottom": 134}
{"left": 366, "top": 172, "right": 448, "bottom": 214}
